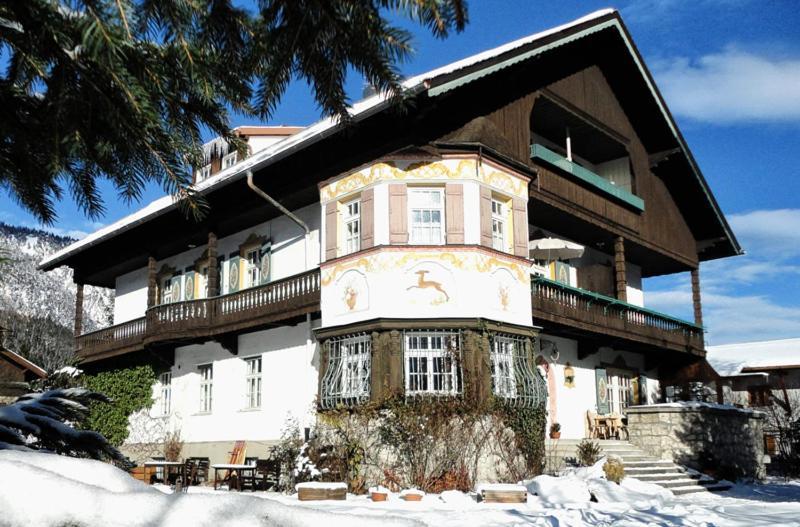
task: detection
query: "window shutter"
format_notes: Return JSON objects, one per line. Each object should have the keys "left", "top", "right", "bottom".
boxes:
{"left": 360, "top": 188, "right": 374, "bottom": 249}
{"left": 260, "top": 241, "right": 272, "bottom": 284}
{"left": 638, "top": 373, "right": 648, "bottom": 405}
{"left": 512, "top": 197, "right": 528, "bottom": 257}
{"left": 217, "top": 256, "right": 226, "bottom": 294}
{"left": 595, "top": 367, "right": 610, "bottom": 414}
{"left": 445, "top": 183, "right": 464, "bottom": 244}
{"left": 184, "top": 267, "right": 195, "bottom": 301}
{"left": 479, "top": 186, "right": 492, "bottom": 247}
{"left": 228, "top": 254, "right": 240, "bottom": 293}
{"left": 170, "top": 274, "right": 182, "bottom": 302}
{"left": 325, "top": 201, "right": 338, "bottom": 260}
{"left": 388, "top": 183, "right": 408, "bottom": 244}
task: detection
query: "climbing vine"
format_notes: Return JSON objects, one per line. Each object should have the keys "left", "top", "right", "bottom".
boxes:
{"left": 83, "top": 365, "right": 157, "bottom": 447}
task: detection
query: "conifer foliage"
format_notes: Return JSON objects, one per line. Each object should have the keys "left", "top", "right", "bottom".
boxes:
{"left": 0, "top": 0, "right": 468, "bottom": 223}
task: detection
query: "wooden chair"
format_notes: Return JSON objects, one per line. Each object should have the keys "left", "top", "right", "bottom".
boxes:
{"left": 191, "top": 458, "right": 210, "bottom": 484}
{"left": 183, "top": 459, "right": 197, "bottom": 487}
{"left": 587, "top": 410, "right": 609, "bottom": 439}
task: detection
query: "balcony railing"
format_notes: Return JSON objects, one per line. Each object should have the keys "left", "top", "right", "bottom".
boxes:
{"left": 531, "top": 276, "right": 704, "bottom": 353}
{"left": 75, "top": 269, "right": 321, "bottom": 361}
{"left": 531, "top": 144, "right": 645, "bottom": 211}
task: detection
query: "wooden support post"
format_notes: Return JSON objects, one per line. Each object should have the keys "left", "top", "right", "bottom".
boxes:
{"left": 207, "top": 232, "right": 219, "bottom": 297}
{"left": 613, "top": 236, "right": 627, "bottom": 302}
{"left": 74, "top": 281, "right": 84, "bottom": 337}
{"left": 147, "top": 256, "right": 157, "bottom": 308}
{"left": 691, "top": 268, "right": 703, "bottom": 327}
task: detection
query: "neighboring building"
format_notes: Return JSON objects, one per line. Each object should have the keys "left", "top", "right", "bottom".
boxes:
{"left": 708, "top": 338, "right": 800, "bottom": 454}
{"left": 39, "top": 9, "right": 740, "bottom": 462}
{"left": 0, "top": 327, "right": 47, "bottom": 404}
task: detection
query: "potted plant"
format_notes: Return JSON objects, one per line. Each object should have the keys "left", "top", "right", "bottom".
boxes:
{"left": 369, "top": 485, "right": 389, "bottom": 502}
{"left": 549, "top": 423, "right": 561, "bottom": 439}
{"left": 399, "top": 488, "right": 425, "bottom": 501}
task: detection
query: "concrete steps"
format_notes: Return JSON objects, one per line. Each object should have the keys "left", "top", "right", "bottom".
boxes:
{"left": 545, "top": 439, "right": 732, "bottom": 495}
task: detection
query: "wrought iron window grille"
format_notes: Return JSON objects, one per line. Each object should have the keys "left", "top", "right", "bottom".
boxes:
{"left": 320, "top": 333, "right": 372, "bottom": 409}
{"left": 404, "top": 330, "right": 463, "bottom": 397}
{"left": 490, "top": 334, "right": 546, "bottom": 407}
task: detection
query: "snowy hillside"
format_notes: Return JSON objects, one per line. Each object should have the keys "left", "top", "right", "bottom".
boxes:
{"left": 0, "top": 223, "right": 112, "bottom": 371}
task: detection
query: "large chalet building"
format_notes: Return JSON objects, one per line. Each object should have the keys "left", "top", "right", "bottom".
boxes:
{"left": 41, "top": 10, "right": 740, "bottom": 462}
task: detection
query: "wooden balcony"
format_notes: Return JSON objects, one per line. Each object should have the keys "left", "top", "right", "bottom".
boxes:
{"left": 75, "top": 269, "right": 321, "bottom": 363}
{"left": 531, "top": 276, "right": 704, "bottom": 355}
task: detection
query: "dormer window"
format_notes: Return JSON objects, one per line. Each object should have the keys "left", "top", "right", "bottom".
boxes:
{"left": 222, "top": 151, "right": 238, "bottom": 170}
{"left": 196, "top": 164, "right": 212, "bottom": 183}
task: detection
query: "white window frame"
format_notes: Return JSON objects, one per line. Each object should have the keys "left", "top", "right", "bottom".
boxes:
{"left": 222, "top": 151, "right": 238, "bottom": 170}
{"left": 408, "top": 188, "right": 445, "bottom": 245}
{"left": 342, "top": 198, "right": 361, "bottom": 255}
{"left": 197, "top": 264, "right": 209, "bottom": 299}
{"left": 404, "top": 330, "right": 461, "bottom": 396}
{"left": 491, "top": 336, "right": 516, "bottom": 398}
{"left": 244, "top": 248, "right": 261, "bottom": 288}
{"left": 159, "top": 372, "right": 172, "bottom": 416}
{"left": 161, "top": 278, "right": 173, "bottom": 304}
{"left": 606, "top": 369, "right": 633, "bottom": 414}
{"left": 197, "top": 164, "right": 212, "bottom": 182}
{"left": 244, "top": 356, "right": 262, "bottom": 409}
{"left": 198, "top": 364, "right": 213, "bottom": 413}
{"left": 319, "top": 334, "right": 371, "bottom": 409}
{"left": 491, "top": 198, "right": 506, "bottom": 252}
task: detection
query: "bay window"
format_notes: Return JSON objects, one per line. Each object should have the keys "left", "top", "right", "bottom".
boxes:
{"left": 491, "top": 198, "right": 506, "bottom": 251}
{"left": 408, "top": 188, "right": 445, "bottom": 245}
{"left": 320, "top": 334, "right": 371, "bottom": 409}
{"left": 342, "top": 199, "right": 361, "bottom": 255}
{"left": 404, "top": 331, "right": 461, "bottom": 396}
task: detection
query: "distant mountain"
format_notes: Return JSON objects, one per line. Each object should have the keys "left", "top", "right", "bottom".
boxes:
{"left": 0, "top": 223, "right": 113, "bottom": 371}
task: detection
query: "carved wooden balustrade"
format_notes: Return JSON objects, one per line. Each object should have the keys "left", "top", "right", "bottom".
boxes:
{"left": 75, "top": 269, "right": 321, "bottom": 362}
{"left": 531, "top": 276, "right": 704, "bottom": 354}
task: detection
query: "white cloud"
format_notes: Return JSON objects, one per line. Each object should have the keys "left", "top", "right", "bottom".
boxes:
{"left": 645, "top": 208, "right": 800, "bottom": 344}
{"left": 653, "top": 48, "right": 800, "bottom": 123}
{"left": 622, "top": 0, "right": 750, "bottom": 24}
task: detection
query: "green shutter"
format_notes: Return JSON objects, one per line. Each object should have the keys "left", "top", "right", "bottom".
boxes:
{"left": 228, "top": 255, "right": 240, "bottom": 293}
{"left": 184, "top": 267, "right": 195, "bottom": 301}
{"left": 260, "top": 241, "right": 272, "bottom": 284}
{"left": 639, "top": 373, "right": 648, "bottom": 405}
{"left": 595, "top": 367, "right": 610, "bottom": 414}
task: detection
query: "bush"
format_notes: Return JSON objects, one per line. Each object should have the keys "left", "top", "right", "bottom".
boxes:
{"left": 83, "top": 365, "right": 157, "bottom": 446}
{"left": 163, "top": 430, "right": 183, "bottom": 461}
{"left": 269, "top": 419, "right": 305, "bottom": 491}
{"left": 603, "top": 457, "right": 625, "bottom": 484}
{"left": 576, "top": 439, "right": 602, "bottom": 466}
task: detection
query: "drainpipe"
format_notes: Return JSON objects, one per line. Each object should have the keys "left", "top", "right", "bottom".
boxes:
{"left": 246, "top": 170, "right": 311, "bottom": 269}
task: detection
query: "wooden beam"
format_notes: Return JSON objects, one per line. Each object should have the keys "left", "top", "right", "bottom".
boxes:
{"left": 74, "top": 281, "right": 84, "bottom": 337}
{"left": 147, "top": 256, "right": 157, "bottom": 309}
{"left": 207, "top": 232, "right": 219, "bottom": 297}
{"left": 691, "top": 267, "right": 703, "bottom": 327}
{"left": 216, "top": 334, "right": 238, "bottom": 355}
{"left": 614, "top": 236, "right": 627, "bottom": 302}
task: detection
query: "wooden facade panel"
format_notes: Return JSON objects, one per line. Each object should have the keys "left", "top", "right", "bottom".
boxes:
{"left": 445, "top": 183, "right": 465, "bottom": 244}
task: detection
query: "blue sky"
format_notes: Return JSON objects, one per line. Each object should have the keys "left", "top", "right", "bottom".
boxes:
{"left": 2, "top": 0, "right": 799, "bottom": 345}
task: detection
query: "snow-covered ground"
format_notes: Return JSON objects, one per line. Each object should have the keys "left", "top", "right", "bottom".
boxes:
{"left": 2, "top": 450, "right": 799, "bottom": 527}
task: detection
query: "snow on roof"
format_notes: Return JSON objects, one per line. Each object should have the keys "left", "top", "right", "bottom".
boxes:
{"left": 39, "top": 9, "right": 616, "bottom": 271}
{"left": 706, "top": 338, "right": 800, "bottom": 377}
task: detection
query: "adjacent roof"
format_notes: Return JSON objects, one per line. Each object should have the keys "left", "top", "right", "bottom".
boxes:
{"left": 39, "top": 8, "right": 740, "bottom": 275}
{"left": 707, "top": 338, "right": 800, "bottom": 377}
{"left": 0, "top": 347, "right": 47, "bottom": 379}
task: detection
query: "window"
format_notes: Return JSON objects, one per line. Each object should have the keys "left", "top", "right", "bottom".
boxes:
{"left": 404, "top": 331, "right": 461, "bottom": 396}
{"left": 196, "top": 164, "right": 212, "bottom": 182}
{"left": 408, "top": 188, "right": 445, "bottom": 245}
{"left": 197, "top": 264, "right": 209, "bottom": 298}
{"left": 245, "top": 357, "right": 262, "bottom": 409}
{"left": 244, "top": 249, "right": 261, "bottom": 288}
{"left": 748, "top": 386, "right": 772, "bottom": 407}
{"left": 320, "top": 334, "right": 371, "bottom": 409}
{"left": 606, "top": 370, "right": 633, "bottom": 414}
{"left": 491, "top": 199, "right": 506, "bottom": 251}
{"left": 199, "top": 364, "right": 213, "bottom": 413}
{"left": 222, "top": 151, "right": 238, "bottom": 170}
{"left": 159, "top": 372, "right": 171, "bottom": 415}
{"left": 342, "top": 199, "right": 361, "bottom": 255}
{"left": 490, "top": 334, "right": 546, "bottom": 407}
{"left": 161, "top": 278, "right": 174, "bottom": 304}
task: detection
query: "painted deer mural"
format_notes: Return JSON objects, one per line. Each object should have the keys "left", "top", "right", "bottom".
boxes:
{"left": 406, "top": 270, "right": 450, "bottom": 301}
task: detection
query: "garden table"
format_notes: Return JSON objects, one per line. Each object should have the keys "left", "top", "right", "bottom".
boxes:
{"left": 211, "top": 463, "right": 257, "bottom": 491}
{"left": 143, "top": 460, "right": 185, "bottom": 485}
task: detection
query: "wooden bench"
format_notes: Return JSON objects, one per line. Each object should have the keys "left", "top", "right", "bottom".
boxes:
{"left": 296, "top": 482, "right": 347, "bottom": 501}
{"left": 477, "top": 483, "right": 528, "bottom": 503}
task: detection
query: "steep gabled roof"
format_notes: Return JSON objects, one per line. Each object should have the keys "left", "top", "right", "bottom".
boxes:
{"left": 707, "top": 338, "right": 800, "bottom": 377}
{"left": 40, "top": 8, "right": 740, "bottom": 274}
{"left": 0, "top": 347, "right": 47, "bottom": 379}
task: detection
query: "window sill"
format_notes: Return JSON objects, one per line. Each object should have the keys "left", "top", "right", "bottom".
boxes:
{"left": 239, "top": 407, "right": 262, "bottom": 413}
{"left": 193, "top": 411, "right": 212, "bottom": 416}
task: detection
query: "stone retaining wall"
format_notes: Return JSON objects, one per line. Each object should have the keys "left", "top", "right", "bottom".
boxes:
{"left": 627, "top": 403, "right": 765, "bottom": 480}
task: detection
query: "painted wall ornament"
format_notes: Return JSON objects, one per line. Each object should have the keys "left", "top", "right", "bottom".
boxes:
{"left": 335, "top": 270, "right": 369, "bottom": 314}
{"left": 406, "top": 269, "right": 450, "bottom": 304}
{"left": 564, "top": 362, "right": 575, "bottom": 388}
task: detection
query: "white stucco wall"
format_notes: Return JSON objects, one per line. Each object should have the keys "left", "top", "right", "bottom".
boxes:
{"left": 536, "top": 334, "right": 660, "bottom": 439}
{"left": 131, "top": 319, "right": 320, "bottom": 445}
{"left": 112, "top": 203, "right": 320, "bottom": 324}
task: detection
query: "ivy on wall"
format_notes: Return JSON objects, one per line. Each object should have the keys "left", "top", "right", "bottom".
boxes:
{"left": 83, "top": 365, "right": 156, "bottom": 447}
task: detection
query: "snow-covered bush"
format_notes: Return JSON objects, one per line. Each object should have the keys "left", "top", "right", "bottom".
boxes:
{"left": 0, "top": 388, "right": 124, "bottom": 462}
